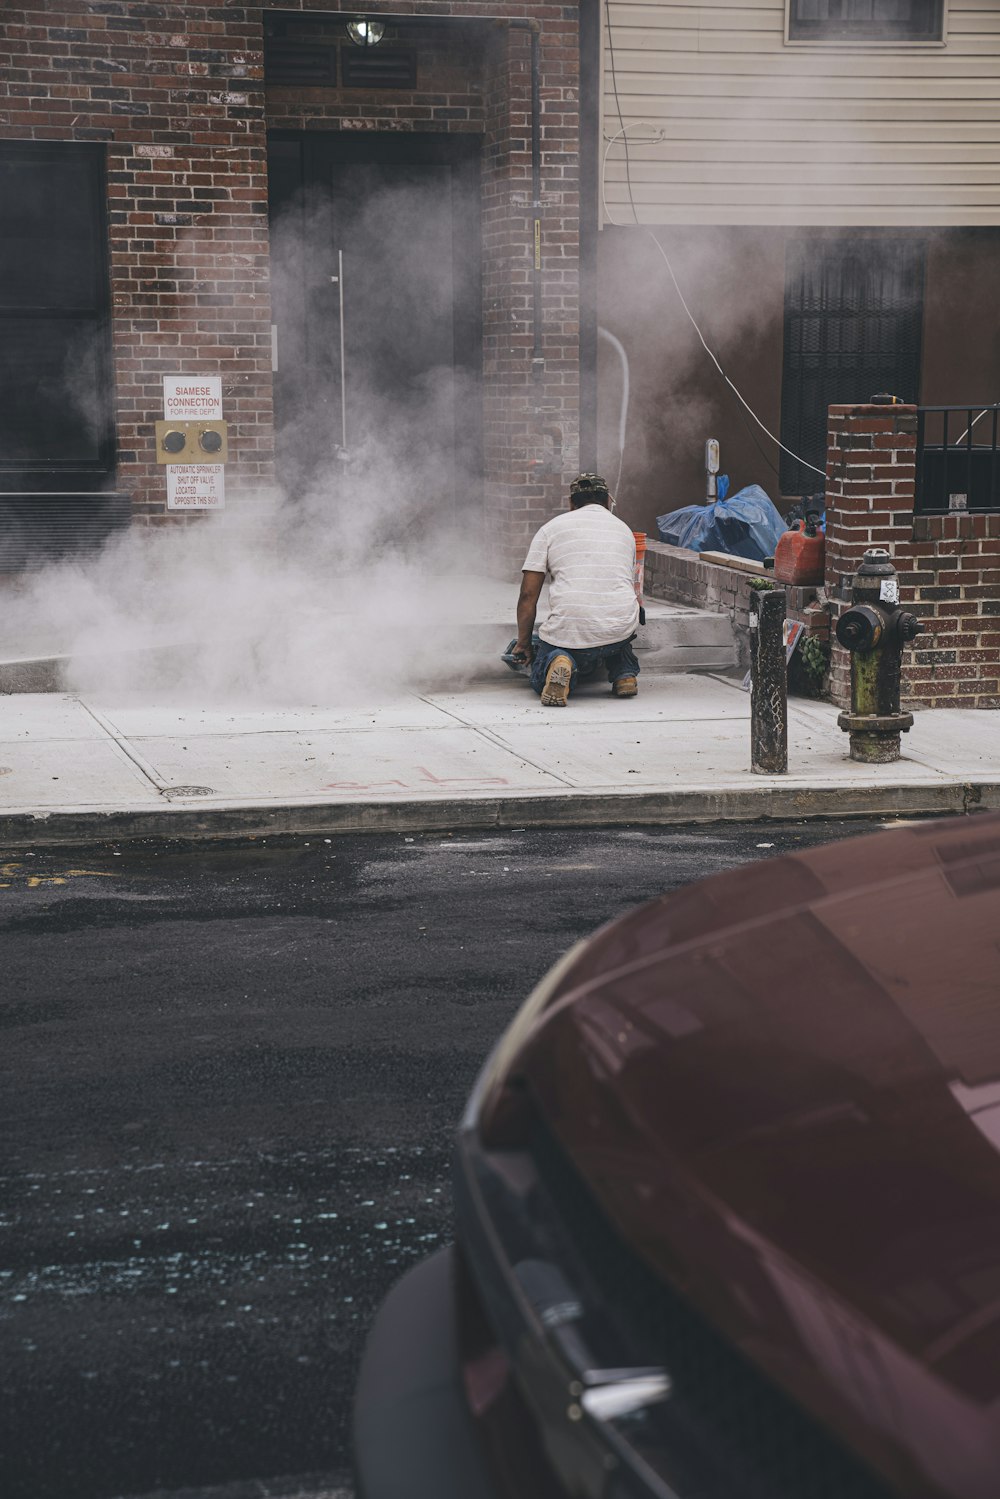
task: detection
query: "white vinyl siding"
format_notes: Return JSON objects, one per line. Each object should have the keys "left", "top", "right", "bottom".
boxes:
{"left": 601, "top": 0, "right": 1000, "bottom": 225}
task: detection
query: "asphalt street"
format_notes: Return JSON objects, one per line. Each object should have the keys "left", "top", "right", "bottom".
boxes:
{"left": 0, "top": 818, "right": 929, "bottom": 1499}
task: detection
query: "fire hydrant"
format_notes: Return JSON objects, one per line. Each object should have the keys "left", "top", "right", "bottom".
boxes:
{"left": 835, "top": 549, "right": 923, "bottom": 763}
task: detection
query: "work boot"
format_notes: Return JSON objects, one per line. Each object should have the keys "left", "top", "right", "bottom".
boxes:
{"left": 612, "top": 675, "right": 638, "bottom": 698}
{"left": 541, "top": 654, "right": 573, "bottom": 707}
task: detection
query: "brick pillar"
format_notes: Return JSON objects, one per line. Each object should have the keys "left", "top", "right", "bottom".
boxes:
{"left": 482, "top": 19, "right": 581, "bottom": 577}
{"left": 824, "top": 403, "right": 1000, "bottom": 709}
{"left": 824, "top": 403, "right": 917, "bottom": 707}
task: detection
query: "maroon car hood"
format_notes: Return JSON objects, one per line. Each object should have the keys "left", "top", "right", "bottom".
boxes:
{"left": 509, "top": 816, "right": 1000, "bottom": 1498}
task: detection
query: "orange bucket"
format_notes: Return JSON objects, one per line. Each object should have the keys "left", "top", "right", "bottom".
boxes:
{"left": 632, "top": 531, "right": 647, "bottom": 605}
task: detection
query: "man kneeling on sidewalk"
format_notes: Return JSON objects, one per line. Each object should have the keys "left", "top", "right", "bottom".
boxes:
{"left": 513, "top": 473, "right": 640, "bottom": 707}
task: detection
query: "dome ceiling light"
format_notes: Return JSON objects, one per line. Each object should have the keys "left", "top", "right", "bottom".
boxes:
{"left": 346, "top": 18, "right": 386, "bottom": 47}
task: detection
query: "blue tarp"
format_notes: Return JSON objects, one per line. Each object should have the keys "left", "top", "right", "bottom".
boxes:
{"left": 656, "top": 484, "right": 787, "bottom": 563}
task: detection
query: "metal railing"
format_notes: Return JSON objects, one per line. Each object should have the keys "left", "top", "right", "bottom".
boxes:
{"left": 916, "top": 405, "right": 1000, "bottom": 513}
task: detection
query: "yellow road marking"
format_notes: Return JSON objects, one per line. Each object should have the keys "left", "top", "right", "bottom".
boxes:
{"left": 0, "top": 865, "right": 118, "bottom": 892}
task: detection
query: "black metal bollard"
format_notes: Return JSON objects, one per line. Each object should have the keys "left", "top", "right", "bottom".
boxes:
{"left": 749, "top": 585, "right": 788, "bottom": 775}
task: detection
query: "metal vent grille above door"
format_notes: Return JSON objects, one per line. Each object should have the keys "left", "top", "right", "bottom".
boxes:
{"left": 779, "top": 238, "right": 925, "bottom": 495}
{"left": 265, "top": 41, "right": 338, "bottom": 87}
{"left": 341, "top": 46, "right": 417, "bottom": 89}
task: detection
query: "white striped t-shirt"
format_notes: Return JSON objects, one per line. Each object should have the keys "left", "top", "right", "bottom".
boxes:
{"left": 523, "top": 504, "right": 639, "bottom": 648}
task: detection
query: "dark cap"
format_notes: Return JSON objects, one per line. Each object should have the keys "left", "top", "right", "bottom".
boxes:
{"left": 570, "top": 472, "right": 611, "bottom": 501}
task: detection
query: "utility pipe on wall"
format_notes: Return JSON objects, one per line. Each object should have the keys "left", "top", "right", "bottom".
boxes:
{"left": 511, "top": 18, "right": 543, "bottom": 378}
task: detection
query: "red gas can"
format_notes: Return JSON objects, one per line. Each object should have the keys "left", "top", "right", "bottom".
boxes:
{"left": 774, "top": 517, "right": 825, "bottom": 586}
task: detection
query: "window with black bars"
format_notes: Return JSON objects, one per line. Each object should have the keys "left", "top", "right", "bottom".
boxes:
{"left": 788, "top": 0, "right": 943, "bottom": 42}
{"left": 0, "top": 142, "right": 115, "bottom": 492}
{"left": 779, "top": 238, "right": 925, "bottom": 495}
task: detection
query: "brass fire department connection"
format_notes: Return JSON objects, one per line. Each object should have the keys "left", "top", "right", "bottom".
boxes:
{"left": 154, "top": 420, "right": 228, "bottom": 464}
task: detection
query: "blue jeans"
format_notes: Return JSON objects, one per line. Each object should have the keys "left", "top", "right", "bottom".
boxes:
{"left": 530, "top": 636, "right": 639, "bottom": 698}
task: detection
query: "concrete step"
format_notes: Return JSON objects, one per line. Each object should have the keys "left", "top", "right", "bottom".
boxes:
{"left": 635, "top": 602, "right": 739, "bottom": 673}
{"left": 466, "top": 583, "right": 738, "bottom": 679}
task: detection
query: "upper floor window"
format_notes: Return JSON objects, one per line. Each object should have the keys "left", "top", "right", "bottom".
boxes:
{"left": 788, "top": 0, "right": 944, "bottom": 42}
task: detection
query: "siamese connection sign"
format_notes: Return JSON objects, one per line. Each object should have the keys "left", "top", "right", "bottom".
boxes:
{"left": 163, "top": 374, "right": 222, "bottom": 420}
{"left": 162, "top": 374, "right": 225, "bottom": 510}
{"left": 166, "top": 464, "right": 225, "bottom": 511}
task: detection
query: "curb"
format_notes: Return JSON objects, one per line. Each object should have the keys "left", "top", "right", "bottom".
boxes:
{"left": 0, "top": 643, "right": 211, "bottom": 695}
{"left": 0, "top": 656, "right": 68, "bottom": 693}
{"left": 0, "top": 780, "right": 996, "bottom": 847}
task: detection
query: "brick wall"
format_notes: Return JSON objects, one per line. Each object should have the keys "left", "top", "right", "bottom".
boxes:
{"left": 644, "top": 542, "right": 751, "bottom": 665}
{"left": 643, "top": 540, "right": 830, "bottom": 675}
{"left": 1, "top": 0, "right": 582, "bottom": 565}
{"left": 1, "top": 2, "right": 273, "bottom": 522}
{"left": 825, "top": 404, "right": 1000, "bottom": 709}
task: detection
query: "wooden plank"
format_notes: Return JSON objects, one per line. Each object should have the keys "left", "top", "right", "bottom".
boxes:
{"left": 696, "top": 31, "right": 1000, "bottom": 52}
{"left": 609, "top": 6, "right": 781, "bottom": 27}
{"left": 604, "top": 179, "right": 1000, "bottom": 202}
{"left": 603, "top": 117, "right": 1000, "bottom": 139}
{"left": 610, "top": 0, "right": 999, "bottom": 25}
{"left": 695, "top": 6, "right": 789, "bottom": 26}
{"left": 602, "top": 138, "right": 1000, "bottom": 161}
{"left": 700, "top": 551, "right": 767, "bottom": 574}
{"left": 612, "top": 0, "right": 780, "bottom": 9}
{"left": 613, "top": 0, "right": 1000, "bottom": 12}
{"left": 949, "top": 12, "right": 1000, "bottom": 31}
{"left": 611, "top": 0, "right": 778, "bottom": 15}
{"left": 601, "top": 202, "right": 1000, "bottom": 226}
{"left": 603, "top": 161, "right": 1000, "bottom": 183}
{"left": 604, "top": 45, "right": 1000, "bottom": 73}
{"left": 605, "top": 71, "right": 1000, "bottom": 97}
{"left": 603, "top": 96, "right": 1000, "bottom": 121}
{"left": 704, "top": 32, "right": 1000, "bottom": 52}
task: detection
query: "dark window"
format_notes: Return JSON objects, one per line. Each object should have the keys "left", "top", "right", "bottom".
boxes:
{"left": 779, "top": 238, "right": 925, "bottom": 494}
{"left": 0, "top": 142, "right": 115, "bottom": 491}
{"left": 788, "top": 0, "right": 943, "bottom": 42}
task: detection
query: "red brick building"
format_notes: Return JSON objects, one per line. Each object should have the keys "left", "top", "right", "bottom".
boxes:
{"left": 0, "top": 2, "right": 598, "bottom": 574}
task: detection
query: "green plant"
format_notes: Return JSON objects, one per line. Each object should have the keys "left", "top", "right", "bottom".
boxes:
{"left": 799, "top": 635, "right": 831, "bottom": 695}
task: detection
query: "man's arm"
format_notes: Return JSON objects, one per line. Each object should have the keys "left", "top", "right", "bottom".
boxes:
{"left": 514, "top": 571, "right": 545, "bottom": 661}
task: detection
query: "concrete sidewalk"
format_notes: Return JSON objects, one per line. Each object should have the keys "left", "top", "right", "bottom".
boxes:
{"left": 0, "top": 672, "right": 997, "bottom": 845}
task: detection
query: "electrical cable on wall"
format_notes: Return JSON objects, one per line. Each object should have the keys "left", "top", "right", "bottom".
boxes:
{"left": 602, "top": 1, "right": 827, "bottom": 483}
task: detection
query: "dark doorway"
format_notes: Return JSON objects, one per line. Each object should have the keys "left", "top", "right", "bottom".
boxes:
{"left": 779, "top": 237, "right": 925, "bottom": 494}
{"left": 267, "top": 132, "right": 482, "bottom": 515}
